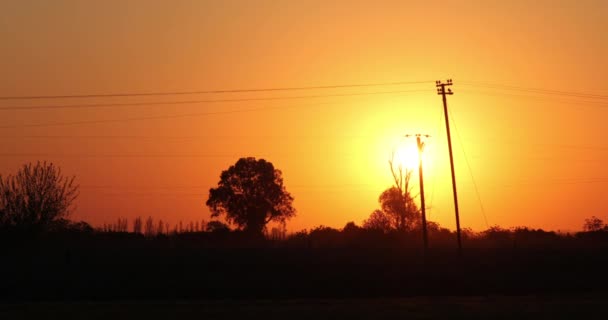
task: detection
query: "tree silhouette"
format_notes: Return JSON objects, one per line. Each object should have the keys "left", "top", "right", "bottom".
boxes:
{"left": 385, "top": 152, "right": 419, "bottom": 231}
{"left": 362, "top": 151, "right": 420, "bottom": 233}
{"left": 133, "top": 216, "right": 143, "bottom": 234}
{"left": 0, "top": 161, "right": 78, "bottom": 231}
{"left": 206, "top": 157, "right": 295, "bottom": 235}
{"left": 583, "top": 216, "right": 605, "bottom": 232}
{"left": 206, "top": 220, "right": 230, "bottom": 233}
{"left": 157, "top": 219, "right": 165, "bottom": 235}
{"left": 144, "top": 216, "right": 155, "bottom": 237}
{"left": 378, "top": 187, "right": 419, "bottom": 231}
{"left": 362, "top": 209, "right": 392, "bottom": 233}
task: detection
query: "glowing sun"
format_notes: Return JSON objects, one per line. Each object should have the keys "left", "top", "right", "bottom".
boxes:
{"left": 392, "top": 142, "right": 419, "bottom": 172}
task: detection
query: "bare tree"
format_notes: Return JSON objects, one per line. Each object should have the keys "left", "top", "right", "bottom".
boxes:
{"left": 583, "top": 216, "right": 605, "bottom": 232}
{"left": 386, "top": 152, "right": 419, "bottom": 231}
{"left": 115, "top": 217, "right": 128, "bottom": 232}
{"left": 133, "top": 216, "right": 142, "bottom": 234}
{"left": 144, "top": 216, "right": 155, "bottom": 237}
{"left": 388, "top": 150, "right": 412, "bottom": 195}
{"left": 0, "top": 161, "right": 78, "bottom": 231}
{"left": 157, "top": 219, "right": 164, "bottom": 235}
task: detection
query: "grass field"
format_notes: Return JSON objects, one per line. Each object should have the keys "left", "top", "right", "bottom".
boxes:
{"left": 2, "top": 295, "right": 608, "bottom": 320}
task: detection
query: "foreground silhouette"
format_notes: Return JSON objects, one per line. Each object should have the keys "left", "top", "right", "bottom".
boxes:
{"left": 2, "top": 220, "right": 608, "bottom": 301}
{"left": 206, "top": 157, "right": 295, "bottom": 236}
{"left": 3, "top": 296, "right": 608, "bottom": 319}
{"left": 0, "top": 161, "right": 78, "bottom": 233}
{"left": 2, "top": 159, "right": 608, "bottom": 304}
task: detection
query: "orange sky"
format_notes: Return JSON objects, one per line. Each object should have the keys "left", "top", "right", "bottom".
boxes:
{"left": 1, "top": 0, "right": 607, "bottom": 232}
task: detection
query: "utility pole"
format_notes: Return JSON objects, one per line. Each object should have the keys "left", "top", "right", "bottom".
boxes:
{"left": 436, "top": 79, "right": 462, "bottom": 255}
{"left": 406, "top": 134, "right": 430, "bottom": 252}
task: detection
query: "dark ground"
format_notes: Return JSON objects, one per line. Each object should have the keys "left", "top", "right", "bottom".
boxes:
{"left": 2, "top": 295, "right": 608, "bottom": 320}
{"left": 3, "top": 246, "right": 608, "bottom": 300}
{"left": 3, "top": 232, "right": 608, "bottom": 318}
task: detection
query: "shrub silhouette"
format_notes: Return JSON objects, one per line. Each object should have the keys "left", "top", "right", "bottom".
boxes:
{"left": 583, "top": 216, "right": 605, "bottom": 232}
{"left": 0, "top": 161, "right": 78, "bottom": 232}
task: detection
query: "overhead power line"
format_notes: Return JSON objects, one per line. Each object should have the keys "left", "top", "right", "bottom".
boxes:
{"left": 0, "top": 101, "right": 336, "bottom": 129}
{"left": 0, "top": 89, "right": 429, "bottom": 111}
{"left": 81, "top": 183, "right": 374, "bottom": 190}
{"left": 448, "top": 108, "right": 490, "bottom": 229}
{"left": 1, "top": 134, "right": 379, "bottom": 140}
{"left": 0, "top": 151, "right": 360, "bottom": 158}
{"left": 0, "top": 80, "right": 433, "bottom": 100}
{"left": 2, "top": 79, "right": 605, "bottom": 103}
{"left": 460, "top": 81, "right": 608, "bottom": 100}
{"left": 458, "top": 89, "right": 608, "bottom": 109}
{"left": 0, "top": 153, "right": 248, "bottom": 158}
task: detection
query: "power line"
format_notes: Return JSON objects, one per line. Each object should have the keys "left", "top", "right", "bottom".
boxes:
{"left": 82, "top": 179, "right": 608, "bottom": 198}
{"left": 426, "top": 108, "right": 445, "bottom": 220}
{"left": 79, "top": 177, "right": 608, "bottom": 192}
{"left": 0, "top": 134, "right": 380, "bottom": 140}
{"left": 448, "top": 108, "right": 490, "bottom": 229}
{"left": 3, "top": 79, "right": 605, "bottom": 103}
{"left": 97, "top": 192, "right": 202, "bottom": 197}
{"left": 0, "top": 101, "right": 334, "bottom": 129}
{"left": 3, "top": 134, "right": 608, "bottom": 154}
{"left": 0, "top": 80, "right": 433, "bottom": 100}
{"left": 0, "top": 88, "right": 432, "bottom": 128}
{"left": 458, "top": 89, "right": 608, "bottom": 109}
{"left": 467, "top": 155, "right": 607, "bottom": 163}
{"left": 457, "top": 138, "right": 608, "bottom": 152}
{"left": 81, "top": 183, "right": 375, "bottom": 190}
{"left": 0, "top": 151, "right": 361, "bottom": 158}
{"left": 81, "top": 185, "right": 207, "bottom": 190}
{"left": 481, "top": 179, "right": 608, "bottom": 189}
{"left": 460, "top": 80, "right": 608, "bottom": 100}
{"left": 0, "top": 153, "right": 249, "bottom": 158}
{"left": 80, "top": 183, "right": 380, "bottom": 197}
{"left": 0, "top": 89, "right": 429, "bottom": 111}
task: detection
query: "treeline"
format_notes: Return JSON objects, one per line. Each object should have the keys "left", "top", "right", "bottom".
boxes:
{"left": 16, "top": 217, "right": 606, "bottom": 251}
{"left": 100, "top": 217, "right": 210, "bottom": 236}
{"left": 99, "top": 215, "right": 288, "bottom": 239}
{"left": 2, "top": 160, "right": 607, "bottom": 250}
{"left": 4, "top": 220, "right": 608, "bottom": 301}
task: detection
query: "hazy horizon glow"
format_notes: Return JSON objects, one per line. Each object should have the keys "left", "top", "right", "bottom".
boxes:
{"left": 1, "top": 0, "right": 607, "bottom": 232}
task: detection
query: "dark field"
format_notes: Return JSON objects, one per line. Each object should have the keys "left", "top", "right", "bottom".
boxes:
{"left": 3, "top": 232, "right": 608, "bottom": 319}
{"left": 2, "top": 295, "right": 608, "bottom": 319}
{"left": 3, "top": 245, "right": 608, "bottom": 299}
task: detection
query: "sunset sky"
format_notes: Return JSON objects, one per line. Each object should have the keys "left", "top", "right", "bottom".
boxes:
{"left": 1, "top": 0, "right": 607, "bottom": 232}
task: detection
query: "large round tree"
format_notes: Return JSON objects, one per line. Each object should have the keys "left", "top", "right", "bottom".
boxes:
{"left": 206, "top": 157, "right": 295, "bottom": 235}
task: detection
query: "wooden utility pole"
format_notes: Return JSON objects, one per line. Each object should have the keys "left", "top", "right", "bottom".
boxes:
{"left": 436, "top": 79, "right": 462, "bottom": 255}
{"left": 406, "top": 134, "right": 430, "bottom": 252}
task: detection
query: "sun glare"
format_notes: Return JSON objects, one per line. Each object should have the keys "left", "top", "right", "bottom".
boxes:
{"left": 393, "top": 142, "right": 419, "bottom": 172}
